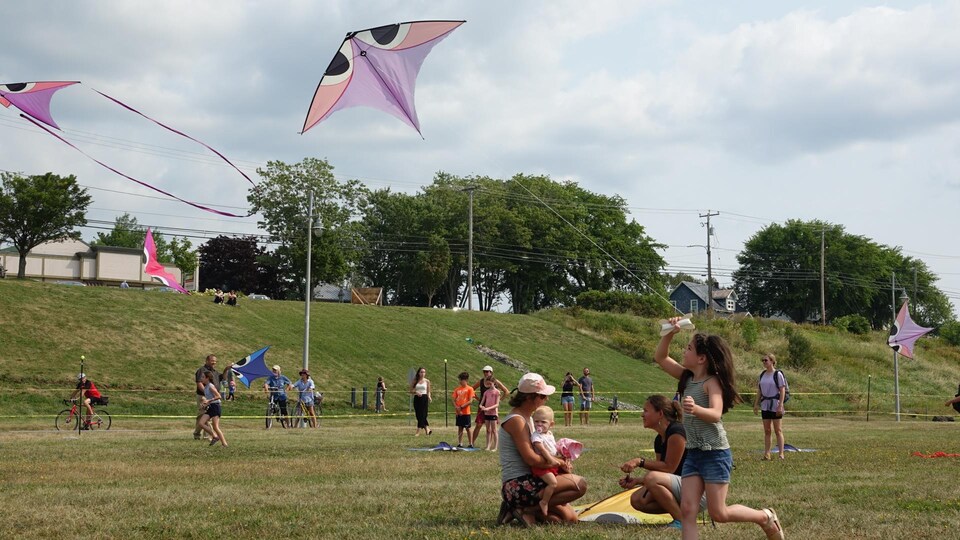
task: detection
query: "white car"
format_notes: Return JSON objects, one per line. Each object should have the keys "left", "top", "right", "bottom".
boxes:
{"left": 248, "top": 294, "right": 271, "bottom": 300}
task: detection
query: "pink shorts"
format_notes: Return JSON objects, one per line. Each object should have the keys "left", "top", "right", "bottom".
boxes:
{"left": 475, "top": 410, "right": 485, "bottom": 425}
{"left": 531, "top": 466, "right": 559, "bottom": 477}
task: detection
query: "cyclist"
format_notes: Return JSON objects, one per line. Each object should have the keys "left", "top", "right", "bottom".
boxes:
{"left": 264, "top": 365, "right": 292, "bottom": 427}
{"left": 292, "top": 369, "right": 318, "bottom": 428}
{"left": 69, "top": 373, "right": 105, "bottom": 429}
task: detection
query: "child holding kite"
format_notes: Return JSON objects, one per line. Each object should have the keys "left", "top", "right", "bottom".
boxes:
{"left": 530, "top": 405, "right": 583, "bottom": 517}
{"left": 653, "top": 317, "right": 783, "bottom": 539}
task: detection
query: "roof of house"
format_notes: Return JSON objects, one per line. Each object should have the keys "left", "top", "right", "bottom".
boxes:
{"left": 671, "top": 281, "right": 736, "bottom": 311}
{"left": 313, "top": 282, "right": 350, "bottom": 301}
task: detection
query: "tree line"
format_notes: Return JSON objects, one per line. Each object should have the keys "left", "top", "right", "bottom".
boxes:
{"left": 0, "top": 166, "right": 955, "bottom": 327}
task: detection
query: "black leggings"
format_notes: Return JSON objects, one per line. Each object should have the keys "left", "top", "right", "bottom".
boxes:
{"left": 413, "top": 395, "right": 429, "bottom": 428}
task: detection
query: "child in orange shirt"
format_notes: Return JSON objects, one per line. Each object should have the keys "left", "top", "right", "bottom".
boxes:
{"left": 452, "top": 372, "right": 476, "bottom": 448}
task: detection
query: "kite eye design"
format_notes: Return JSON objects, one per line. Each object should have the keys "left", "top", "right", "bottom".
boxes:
{"left": 0, "top": 82, "right": 37, "bottom": 93}
{"left": 354, "top": 23, "right": 411, "bottom": 49}
{"left": 321, "top": 40, "right": 354, "bottom": 86}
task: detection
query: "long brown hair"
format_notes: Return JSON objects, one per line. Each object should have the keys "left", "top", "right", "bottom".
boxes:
{"left": 677, "top": 333, "right": 743, "bottom": 413}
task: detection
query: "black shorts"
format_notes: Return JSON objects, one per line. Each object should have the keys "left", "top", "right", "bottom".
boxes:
{"left": 456, "top": 414, "right": 471, "bottom": 428}
{"left": 89, "top": 396, "right": 107, "bottom": 406}
{"left": 484, "top": 415, "right": 499, "bottom": 422}
{"left": 761, "top": 410, "right": 783, "bottom": 420}
{"left": 206, "top": 403, "right": 222, "bottom": 418}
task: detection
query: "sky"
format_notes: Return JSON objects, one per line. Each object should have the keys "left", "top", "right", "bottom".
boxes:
{"left": 2, "top": 1, "right": 959, "bottom": 314}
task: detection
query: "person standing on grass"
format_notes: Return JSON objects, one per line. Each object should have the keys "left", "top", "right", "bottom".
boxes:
{"left": 754, "top": 354, "right": 787, "bottom": 460}
{"left": 560, "top": 372, "right": 580, "bottom": 427}
{"left": 376, "top": 376, "right": 388, "bottom": 412}
{"left": 196, "top": 371, "right": 227, "bottom": 447}
{"left": 411, "top": 367, "right": 432, "bottom": 436}
{"left": 293, "top": 369, "right": 318, "bottom": 428}
{"left": 578, "top": 367, "right": 594, "bottom": 425}
{"left": 193, "top": 354, "right": 233, "bottom": 440}
{"left": 497, "top": 373, "right": 586, "bottom": 526}
{"left": 479, "top": 378, "right": 501, "bottom": 451}
{"left": 452, "top": 372, "right": 476, "bottom": 447}
{"left": 653, "top": 318, "right": 784, "bottom": 539}
{"left": 472, "top": 366, "right": 510, "bottom": 447}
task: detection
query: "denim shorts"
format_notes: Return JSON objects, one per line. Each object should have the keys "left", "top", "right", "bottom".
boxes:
{"left": 681, "top": 448, "right": 732, "bottom": 484}
{"left": 560, "top": 396, "right": 575, "bottom": 406}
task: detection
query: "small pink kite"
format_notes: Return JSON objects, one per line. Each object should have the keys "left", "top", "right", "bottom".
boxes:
{"left": 556, "top": 438, "right": 583, "bottom": 460}
{"left": 888, "top": 300, "right": 933, "bottom": 359}
{"left": 143, "top": 228, "right": 189, "bottom": 295}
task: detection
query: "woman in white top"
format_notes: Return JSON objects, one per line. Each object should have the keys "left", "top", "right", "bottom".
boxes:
{"left": 410, "top": 367, "right": 432, "bottom": 436}
{"left": 753, "top": 354, "right": 787, "bottom": 460}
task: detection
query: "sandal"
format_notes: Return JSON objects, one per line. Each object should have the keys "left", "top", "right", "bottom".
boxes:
{"left": 209, "top": 437, "right": 220, "bottom": 446}
{"left": 762, "top": 508, "right": 784, "bottom": 539}
{"left": 496, "top": 500, "right": 512, "bottom": 526}
{"left": 511, "top": 508, "right": 532, "bottom": 528}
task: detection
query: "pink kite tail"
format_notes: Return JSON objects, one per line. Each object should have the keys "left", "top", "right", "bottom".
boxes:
{"left": 20, "top": 114, "right": 249, "bottom": 218}
{"left": 93, "top": 90, "right": 255, "bottom": 186}
{"left": 556, "top": 438, "right": 583, "bottom": 461}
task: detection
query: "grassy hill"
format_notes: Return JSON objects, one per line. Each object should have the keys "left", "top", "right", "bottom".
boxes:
{"left": 1, "top": 279, "right": 958, "bottom": 425}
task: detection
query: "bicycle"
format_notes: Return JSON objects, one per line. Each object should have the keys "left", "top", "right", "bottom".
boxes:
{"left": 290, "top": 392, "right": 323, "bottom": 428}
{"left": 56, "top": 399, "right": 111, "bottom": 431}
{"left": 265, "top": 395, "right": 288, "bottom": 429}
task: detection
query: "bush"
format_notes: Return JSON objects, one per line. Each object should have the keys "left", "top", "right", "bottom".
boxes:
{"left": 575, "top": 290, "right": 672, "bottom": 318}
{"left": 785, "top": 327, "right": 815, "bottom": 370}
{"left": 832, "top": 314, "right": 872, "bottom": 335}
{"left": 940, "top": 320, "right": 960, "bottom": 347}
{"left": 740, "top": 318, "right": 759, "bottom": 347}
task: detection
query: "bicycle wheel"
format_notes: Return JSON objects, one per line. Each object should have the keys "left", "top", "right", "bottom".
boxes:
{"left": 292, "top": 402, "right": 305, "bottom": 428}
{"left": 55, "top": 409, "right": 74, "bottom": 431}
{"left": 89, "top": 410, "right": 111, "bottom": 430}
{"left": 265, "top": 403, "right": 274, "bottom": 429}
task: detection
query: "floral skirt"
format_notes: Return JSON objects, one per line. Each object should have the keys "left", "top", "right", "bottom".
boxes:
{"left": 501, "top": 473, "right": 546, "bottom": 509}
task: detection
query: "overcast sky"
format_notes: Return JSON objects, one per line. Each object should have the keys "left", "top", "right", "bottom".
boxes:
{"left": 2, "top": 1, "right": 959, "bottom": 314}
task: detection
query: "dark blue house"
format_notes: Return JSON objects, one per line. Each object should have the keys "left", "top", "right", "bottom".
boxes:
{"left": 669, "top": 281, "right": 738, "bottom": 315}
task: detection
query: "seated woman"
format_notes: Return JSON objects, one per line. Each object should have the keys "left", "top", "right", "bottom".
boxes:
{"left": 619, "top": 394, "right": 705, "bottom": 529}
{"left": 498, "top": 373, "right": 587, "bottom": 526}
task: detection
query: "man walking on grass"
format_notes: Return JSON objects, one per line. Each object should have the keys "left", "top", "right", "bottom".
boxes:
{"left": 579, "top": 367, "right": 594, "bottom": 425}
{"left": 193, "top": 354, "right": 233, "bottom": 440}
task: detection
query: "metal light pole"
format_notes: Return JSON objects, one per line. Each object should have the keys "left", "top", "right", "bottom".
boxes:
{"left": 462, "top": 186, "right": 476, "bottom": 310}
{"left": 303, "top": 190, "right": 314, "bottom": 372}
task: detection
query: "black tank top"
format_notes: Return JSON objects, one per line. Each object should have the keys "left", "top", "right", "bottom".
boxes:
{"left": 561, "top": 380, "right": 574, "bottom": 398}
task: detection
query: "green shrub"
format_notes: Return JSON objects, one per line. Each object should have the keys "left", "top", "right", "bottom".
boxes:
{"left": 940, "top": 320, "right": 960, "bottom": 347}
{"left": 575, "top": 290, "right": 672, "bottom": 318}
{"left": 832, "top": 314, "right": 872, "bottom": 335}
{"left": 741, "top": 318, "right": 759, "bottom": 347}
{"left": 785, "top": 327, "right": 815, "bottom": 370}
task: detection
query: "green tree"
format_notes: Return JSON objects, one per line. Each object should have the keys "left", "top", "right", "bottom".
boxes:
{"left": 0, "top": 172, "right": 91, "bottom": 278}
{"left": 249, "top": 158, "right": 368, "bottom": 300}
{"left": 733, "top": 220, "right": 953, "bottom": 326}
{"left": 416, "top": 235, "right": 451, "bottom": 307}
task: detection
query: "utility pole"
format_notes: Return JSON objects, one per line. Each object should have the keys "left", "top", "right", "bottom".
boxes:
{"left": 700, "top": 211, "right": 719, "bottom": 316}
{"left": 461, "top": 186, "right": 476, "bottom": 310}
{"left": 194, "top": 251, "right": 200, "bottom": 293}
{"left": 820, "top": 229, "right": 826, "bottom": 325}
{"left": 303, "top": 190, "right": 314, "bottom": 371}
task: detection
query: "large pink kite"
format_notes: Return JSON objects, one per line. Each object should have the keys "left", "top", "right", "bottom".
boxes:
{"left": 143, "top": 228, "right": 189, "bottom": 294}
{"left": 302, "top": 20, "right": 465, "bottom": 137}
{"left": 0, "top": 81, "right": 253, "bottom": 217}
{"left": 888, "top": 301, "right": 932, "bottom": 359}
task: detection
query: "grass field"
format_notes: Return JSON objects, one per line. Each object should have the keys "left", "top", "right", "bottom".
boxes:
{"left": 2, "top": 279, "right": 959, "bottom": 538}
{"left": 2, "top": 415, "right": 958, "bottom": 539}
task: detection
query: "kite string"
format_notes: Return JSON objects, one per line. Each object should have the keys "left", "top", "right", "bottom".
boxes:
{"left": 19, "top": 113, "right": 248, "bottom": 218}
{"left": 92, "top": 89, "right": 256, "bottom": 186}
{"left": 511, "top": 179, "right": 682, "bottom": 314}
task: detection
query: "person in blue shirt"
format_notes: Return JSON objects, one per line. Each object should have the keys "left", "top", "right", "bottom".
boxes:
{"left": 264, "top": 364, "right": 292, "bottom": 427}
{"left": 292, "top": 369, "right": 318, "bottom": 428}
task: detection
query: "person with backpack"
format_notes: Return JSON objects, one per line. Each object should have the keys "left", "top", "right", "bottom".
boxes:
{"left": 945, "top": 383, "right": 960, "bottom": 413}
{"left": 753, "top": 354, "right": 788, "bottom": 461}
